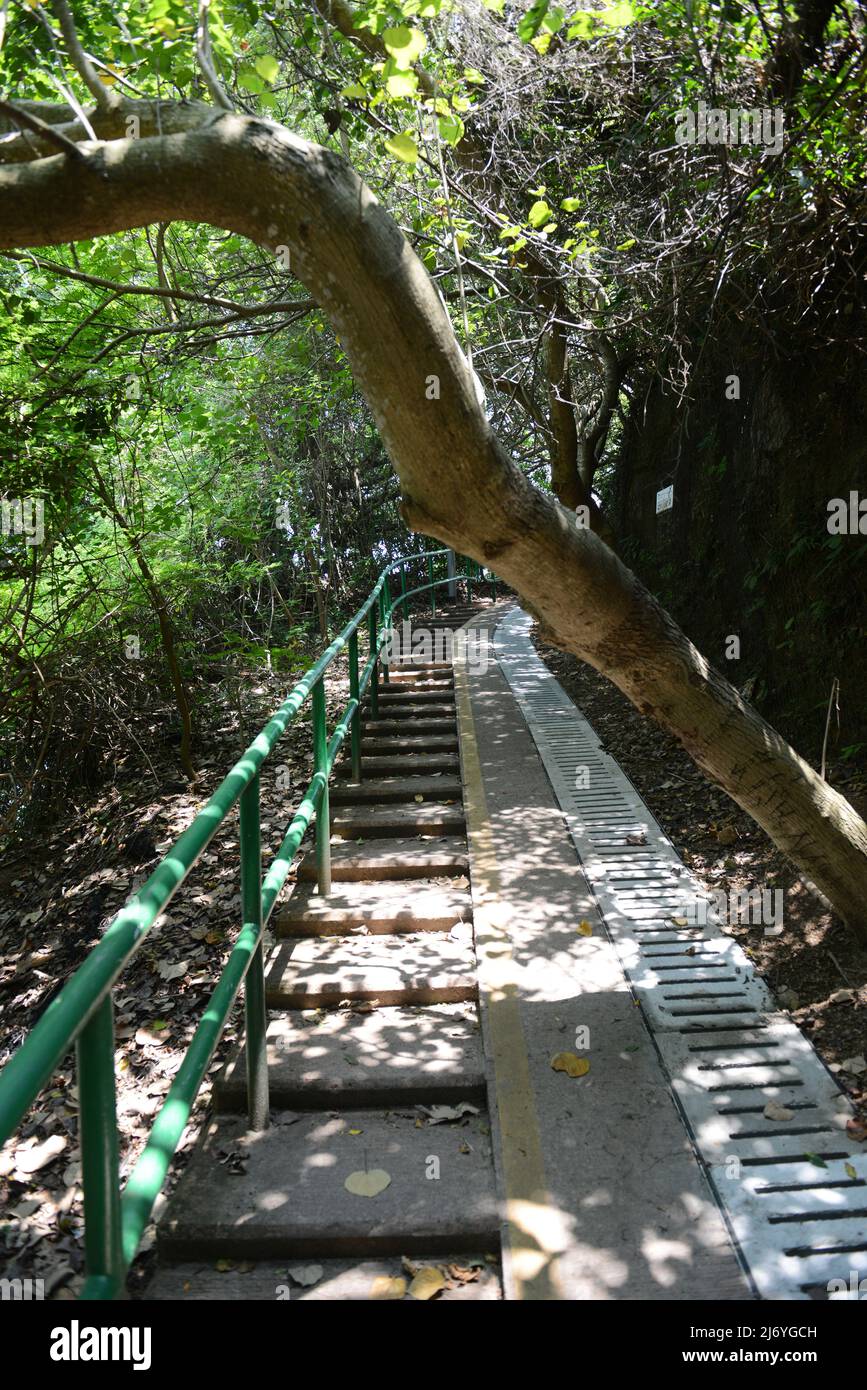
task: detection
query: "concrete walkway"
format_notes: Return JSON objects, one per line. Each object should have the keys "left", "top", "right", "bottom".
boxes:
{"left": 455, "top": 605, "right": 751, "bottom": 1302}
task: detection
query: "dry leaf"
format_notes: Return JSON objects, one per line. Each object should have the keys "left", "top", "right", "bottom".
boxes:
{"left": 345, "top": 1168, "right": 391, "bottom": 1197}
{"left": 841, "top": 1055, "right": 867, "bottom": 1076}
{"left": 420, "top": 1102, "right": 479, "bottom": 1125}
{"left": 577, "top": 920, "right": 593, "bottom": 937}
{"left": 846, "top": 1116, "right": 867, "bottom": 1143}
{"left": 445, "top": 1263, "right": 480, "bottom": 1285}
{"left": 764, "top": 1101, "right": 794, "bottom": 1122}
{"left": 16, "top": 1134, "right": 67, "bottom": 1174}
{"left": 409, "top": 1267, "right": 446, "bottom": 1301}
{"left": 845, "top": 1162, "right": 858, "bottom": 1179}
{"left": 550, "top": 1052, "right": 590, "bottom": 1078}
{"left": 369, "top": 1275, "right": 406, "bottom": 1300}
{"left": 288, "top": 1264, "right": 323, "bottom": 1287}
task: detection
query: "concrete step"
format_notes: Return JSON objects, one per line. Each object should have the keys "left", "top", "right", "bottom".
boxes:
{"left": 147, "top": 1254, "right": 502, "bottom": 1300}
{"left": 274, "top": 879, "right": 472, "bottom": 935}
{"left": 362, "top": 718, "right": 457, "bottom": 736}
{"left": 330, "top": 776, "right": 463, "bottom": 805}
{"left": 368, "top": 689, "right": 455, "bottom": 706}
{"left": 388, "top": 669, "right": 454, "bottom": 685}
{"left": 335, "top": 753, "right": 460, "bottom": 778}
{"left": 362, "top": 735, "right": 459, "bottom": 755}
{"left": 331, "top": 802, "right": 465, "bottom": 839}
{"left": 157, "top": 1108, "right": 499, "bottom": 1259}
{"left": 380, "top": 680, "right": 454, "bottom": 695}
{"left": 391, "top": 661, "right": 453, "bottom": 672}
{"left": 363, "top": 700, "right": 455, "bottom": 718}
{"left": 214, "top": 1003, "right": 484, "bottom": 1110}
{"left": 265, "top": 932, "right": 476, "bottom": 1008}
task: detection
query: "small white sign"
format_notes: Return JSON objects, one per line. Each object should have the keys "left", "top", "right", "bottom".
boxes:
{"left": 656, "top": 485, "right": 673, "bottom": 514}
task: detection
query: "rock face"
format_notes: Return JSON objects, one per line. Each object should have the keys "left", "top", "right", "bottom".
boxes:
{"left": 612, "top": 322, "right": 867, "bottom": 753}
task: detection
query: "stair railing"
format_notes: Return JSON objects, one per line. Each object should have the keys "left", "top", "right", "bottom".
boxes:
{"left": 0, "top": 546, "right": 493, "bottom": 1300}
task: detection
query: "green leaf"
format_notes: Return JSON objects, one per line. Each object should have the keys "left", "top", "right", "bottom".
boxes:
{"left": 528, "top": 199, "right": 553, "bottom": 228}
{"left": 437, "top": 113, "right": 464, "bottom": 146}
{"left": 616, "top": 237, "right": 636, "bottom": 251}
{"left": 340, "top": 83, "right": 368, "bottom": 100}
{"left": 254, "top": 54, "right": 279, "bottom": 84}
{"left": 560, "top": 196, "right": 581, "bottom": 211}
{"left": 237, "top": 67, "right": 264, "bottom": 93}
{"left": 386, "top": 70, "right": 419, "bottom": 98}
{"left": 518, "top": 2, "right": 549, "bottom": 42}
{"left": 384, "top": 131, "right": 419, "bottom": 164}
{"left": 383, "top": 25, "right": 427, "bottom": 68}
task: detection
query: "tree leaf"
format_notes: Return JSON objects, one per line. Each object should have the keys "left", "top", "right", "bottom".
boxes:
{"left": 551, "top": 1052, "right": 590, "bottom": 1078}
{"left": 384, "top": 132, "right": 419, "bottom": 164}
{"left": 345, "top": 1168, "right": 391, "bottom": 1196}
{"left": 383, "top": 25, "right": 427, "bottom": 68}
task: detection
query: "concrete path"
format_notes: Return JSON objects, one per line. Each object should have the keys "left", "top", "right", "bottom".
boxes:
{"left": 455, "top": 605, "right": 751, "bottom": 1301}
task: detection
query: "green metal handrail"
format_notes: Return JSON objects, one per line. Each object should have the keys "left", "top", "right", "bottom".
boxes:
{"left": 0, "top": 545, "right": 492, "bottom": 1300}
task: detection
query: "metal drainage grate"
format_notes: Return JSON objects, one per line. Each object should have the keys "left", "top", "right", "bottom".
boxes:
{"left": 494, "top": 607, "right": 867, "bottom": 1301}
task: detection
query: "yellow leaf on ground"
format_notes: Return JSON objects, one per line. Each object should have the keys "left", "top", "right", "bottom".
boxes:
{"left": 551, "top": 1052, "right": 590, "bottom": 1078}
{"left": 409, "top": 1267, "right": 446, "bottom": 1300}
{"left": 577, "top": 920, "right": 593, "bottom": 936}
{"left": 344, "top": 1168, "right": 391, "bottom": 1197}
{"left": 370, "top": 1275, "right": 406, "bottom": 1300}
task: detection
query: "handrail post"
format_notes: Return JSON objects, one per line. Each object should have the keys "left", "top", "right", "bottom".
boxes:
{"left": 349, "top": 629, "right": 361, "bottom": 781}
{"left": 368, "top": 605, "right": 379, "bottom": 718}
{"left": 77, "top": 994, "right": 124, "bottom": 1298}
{"left": 400, "top": 562, "right": 409, "bottom": 622}
{"left": 380, "top": 584, "right": 390, "bottom": 684}
{"left": 313, "top": 677, "right": 331, "bottom": 895}
{"left": 429, "top": 554, "right": 436, "bottom": 617}
{"left": 240, "top": 773, "right": 268, "bottom": 1131}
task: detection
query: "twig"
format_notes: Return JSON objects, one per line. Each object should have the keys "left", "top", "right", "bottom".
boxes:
{"left": 51, "top": 0, "right": 121, "bottom": 113}
{"left": 195, "top": 0, "right": 234, "bottom": 112}
{"left": 820, "top": 677, "right": 840, "bottom": 781}
{"left": 0, "top": 98, "right": 89, "bottom": 161}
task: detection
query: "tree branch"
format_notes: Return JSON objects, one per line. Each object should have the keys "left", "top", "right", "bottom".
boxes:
{"left": 51, "top": 0, "right": 121, "bottom": 114}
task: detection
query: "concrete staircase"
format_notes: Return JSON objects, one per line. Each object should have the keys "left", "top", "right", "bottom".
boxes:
{"left": 147, "top": 604, "right": 502, "bottom": 1301}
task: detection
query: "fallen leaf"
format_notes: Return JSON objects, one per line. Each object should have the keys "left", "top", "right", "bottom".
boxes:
{"left": 215, "top": 1259, "right": 236, "bottom": 1272}
{"left": 841, "top": 1055, "right": 867, "bottom": 1076}
{"left": 670, "top": 916, "right": 688, "bottom": 927}
{"left": 804, "top": 1153, "right": 828, "bottom": 1168}
{"left": 409, "top": 1266, "right": 446, "bottom": 1301}
{"left": 348, "top": 1128, "right": 363, "bottom": 1136}
{"left": 445, "top": 1263, "right": 481, "bottom": 1285}
{"left": 626, "top": 832, "right": 647, "bottom": 846}
{"left": 420, "top": 1102, "right": 479, "bottom": 1125}
{"left": 845, "top": 1162, "right": 858, "bottom": 1179}
{"left": 577, "top": 920, "right": 593, "bottom": 937}
{"left": 764, "top": 1101, "right": 794, "bottom": 1122}
{"left": 345, "top": 1168, "right": 391, "bottom": 1197}
{"left": 369, "top": 1275, "right": 406, "bottom": 1300}
{"left": 846, "top": 1116, "right": 867, "bottom": 1143}
{"left": 550, "top": 1052, "right": 590, "bottom": 1078}
{"left": 16, "top": 1134, "right": 67, "bottom": 1174}
{"left": 716, "top": 825, "right": 738, "bottom": 845}
{"left": 288, "top": 1264, "right": 323, "bottom": 1287}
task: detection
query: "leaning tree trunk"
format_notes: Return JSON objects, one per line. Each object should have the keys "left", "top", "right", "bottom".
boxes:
{"left": 1, "top": 107, "right": 865, "bottom": 935}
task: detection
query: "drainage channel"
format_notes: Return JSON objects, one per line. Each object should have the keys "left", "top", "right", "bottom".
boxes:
{"left": 494, "top": 607, "right": 867, "bottom": 1301}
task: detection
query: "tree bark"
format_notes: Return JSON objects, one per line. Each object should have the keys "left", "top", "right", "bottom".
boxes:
{"left": 1, "top": 111, "right": 865, "bottom": 935}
